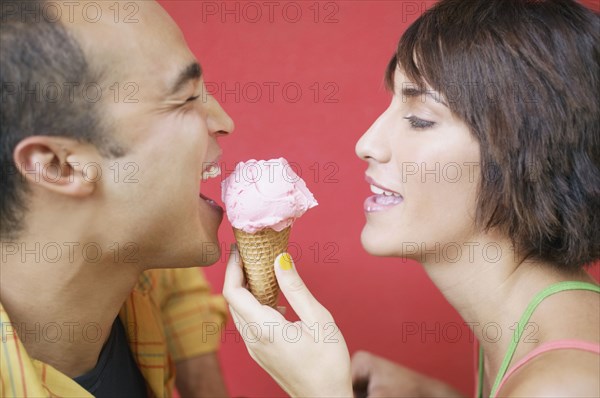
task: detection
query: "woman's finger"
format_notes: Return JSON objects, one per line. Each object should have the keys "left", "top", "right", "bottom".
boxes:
{"left": 350, "top": 351, "right": 374, "bottom": 388}
{"left": 223, "top": 244, "right": 244, "bottom": 289}
{"left": 224, "top": 243, "right": 283, "bottom": 322}
{"left": 228, "top": 305, "right": 264, "bottom": 343}
{"left": 273, "top": 252, "right": 333, "bottom": 326}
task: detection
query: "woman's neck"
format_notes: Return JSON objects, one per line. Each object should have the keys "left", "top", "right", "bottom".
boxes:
{"left": 419, "top": 233, "right": 595, "bottom": 392}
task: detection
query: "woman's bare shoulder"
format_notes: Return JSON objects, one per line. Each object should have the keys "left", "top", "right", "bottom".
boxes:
{"left": 498, "top": 348, "right": 600, "bottom": 397}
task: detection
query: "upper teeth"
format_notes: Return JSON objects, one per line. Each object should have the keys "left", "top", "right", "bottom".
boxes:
{"left": 370, "top": 184, "right": 401, "bottom": 197}
{"left": 202, "top": 165, "right": 221, "bottom": 180}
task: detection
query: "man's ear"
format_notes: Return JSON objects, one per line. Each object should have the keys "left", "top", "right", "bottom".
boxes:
{"left": 13, "top": 136, "right": 99, "bottom": 198}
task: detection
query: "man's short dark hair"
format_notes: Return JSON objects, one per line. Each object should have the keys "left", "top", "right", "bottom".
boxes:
{"left": 386, "top": 0, "right": 599, "bottom": 269}
{"left": 1, "top": 0, "right": 120, "bottom": 239}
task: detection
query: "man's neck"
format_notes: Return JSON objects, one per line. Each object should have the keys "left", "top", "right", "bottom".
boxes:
{"left": 0, "top": 236, "right": 144, "bottom": 378}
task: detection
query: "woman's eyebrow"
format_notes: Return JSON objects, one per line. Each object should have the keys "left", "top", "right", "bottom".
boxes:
{"left": 401, "top": 86, "right": 448, "bottom": 107}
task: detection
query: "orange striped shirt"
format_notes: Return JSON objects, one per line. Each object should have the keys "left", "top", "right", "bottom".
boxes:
{"left": 0, "top": 268, "right": 228, "bottom": 397}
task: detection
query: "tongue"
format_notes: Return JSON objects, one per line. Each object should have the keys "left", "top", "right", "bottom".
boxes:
{"left": 374, "top": 194, "right": 402, "bottom": 205}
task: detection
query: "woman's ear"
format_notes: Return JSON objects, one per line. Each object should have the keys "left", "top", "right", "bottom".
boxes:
{"left": 13, "top": 136, "right": 98, "bottom": 198}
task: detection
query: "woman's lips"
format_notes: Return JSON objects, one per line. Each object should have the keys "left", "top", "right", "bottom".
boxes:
{"left": 364, "top": 174, "right": 403, "bottom": 212}
{"left": 364, "top": 194, "right": 404, "bottom": 213}
{"left": 365, "top": 175, "right": 401, "bottom": 195}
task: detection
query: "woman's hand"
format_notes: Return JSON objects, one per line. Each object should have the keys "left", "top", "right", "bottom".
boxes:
{"left": 223, "top": 245, "right": 353, "bottom": 397}
{"left": 351, "top": 351, "right": 464, "bottom": 398}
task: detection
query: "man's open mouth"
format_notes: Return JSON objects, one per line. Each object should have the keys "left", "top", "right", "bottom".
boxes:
{"left": 199, "top": 162, "right": 223, "bottom": 210}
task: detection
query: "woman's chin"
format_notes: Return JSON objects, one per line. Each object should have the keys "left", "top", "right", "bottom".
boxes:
{"left": 360, "top": 228, "right": 398, "bottom": 257}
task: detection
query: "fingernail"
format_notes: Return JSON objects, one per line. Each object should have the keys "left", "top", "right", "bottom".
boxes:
{"left": 278, "top": 252, "right": 293, "bottom": 271}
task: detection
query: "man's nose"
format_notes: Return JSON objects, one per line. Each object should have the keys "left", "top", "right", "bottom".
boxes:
{"left": 206, "top": 95, "right": 235, "bottom": 136}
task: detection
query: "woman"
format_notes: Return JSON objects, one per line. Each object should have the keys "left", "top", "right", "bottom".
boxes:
{"left": 223, "top": 0, "right": 600, "bottom": 396}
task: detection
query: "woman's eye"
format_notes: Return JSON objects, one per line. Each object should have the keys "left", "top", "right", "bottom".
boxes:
{"left": 186, "top": 95, "right": 200, "bottom": 103}
{"left": 404, "top": 115, "right": 436, "bottom": 130}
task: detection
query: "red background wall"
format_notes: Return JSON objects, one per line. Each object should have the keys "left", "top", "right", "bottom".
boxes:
{"left": 159, "top": 1, "right": 600, "bottom": 396}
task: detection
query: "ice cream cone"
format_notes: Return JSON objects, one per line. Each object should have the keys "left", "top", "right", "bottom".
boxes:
{"left": 233, "top": 226, "right": 291, "bottom": 307}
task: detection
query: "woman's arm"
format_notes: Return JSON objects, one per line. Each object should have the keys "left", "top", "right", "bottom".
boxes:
{"left": 351, "top": 351, "right": 464, "bottom": 398}
{"left": 223, "top": 246, "right": 353, "bottom": 397}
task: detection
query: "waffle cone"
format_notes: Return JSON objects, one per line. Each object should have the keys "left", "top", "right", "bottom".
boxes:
{"left": 233, "top": 226, "right": 291, "bottom": 307}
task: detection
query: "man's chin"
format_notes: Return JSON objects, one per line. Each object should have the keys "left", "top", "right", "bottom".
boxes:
{"left": 158, "top": 244, "right": 221, "bottom": 268}
{"left": 154, "top": 235, "right": 222, "bottom": 268}
{"left": 184, "top": 232, "right": 222, "bottom": 266}
{"left": 195, "top": 240, "right": 222, "bottom": 266}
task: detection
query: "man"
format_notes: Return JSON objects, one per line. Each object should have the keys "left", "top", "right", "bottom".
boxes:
{"left": 1, "top": 0, "right": 233, "bottom": 396}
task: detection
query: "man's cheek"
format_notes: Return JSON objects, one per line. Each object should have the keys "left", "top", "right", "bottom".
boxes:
{"left": 181, "top": 111, "right": 206, "bottom": 133}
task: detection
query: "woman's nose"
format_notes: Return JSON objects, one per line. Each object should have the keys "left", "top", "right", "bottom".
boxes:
{"left": 355, "top": 112, "right": 391, "bottom": 163}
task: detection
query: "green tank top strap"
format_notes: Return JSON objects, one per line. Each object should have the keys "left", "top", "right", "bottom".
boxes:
{"left": 477, "top": 280, "right": 600, "bottom": 398}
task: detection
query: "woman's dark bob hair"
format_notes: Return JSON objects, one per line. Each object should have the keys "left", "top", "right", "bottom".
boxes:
{"left": 386, "top": 0, "right": 599, "bottom": 270}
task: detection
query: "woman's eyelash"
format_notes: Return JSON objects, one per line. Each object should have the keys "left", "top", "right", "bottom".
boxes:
{"left": 404, "top": 115, "right": 436, "bottom": 129}
{"left": 186, "top": 95, "right": 200, "bottom": 103}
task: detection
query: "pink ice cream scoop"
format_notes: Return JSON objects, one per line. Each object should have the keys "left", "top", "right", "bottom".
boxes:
{"left": 221, "top": 158, "right": 318, "bottom": 233}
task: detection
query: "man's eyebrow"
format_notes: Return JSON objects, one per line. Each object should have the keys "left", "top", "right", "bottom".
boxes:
{"left": 401, "top": 86, "right": 448, "bottom": 107}
{"left": 169, "top": 62, "right": 203, "bottom": 95}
